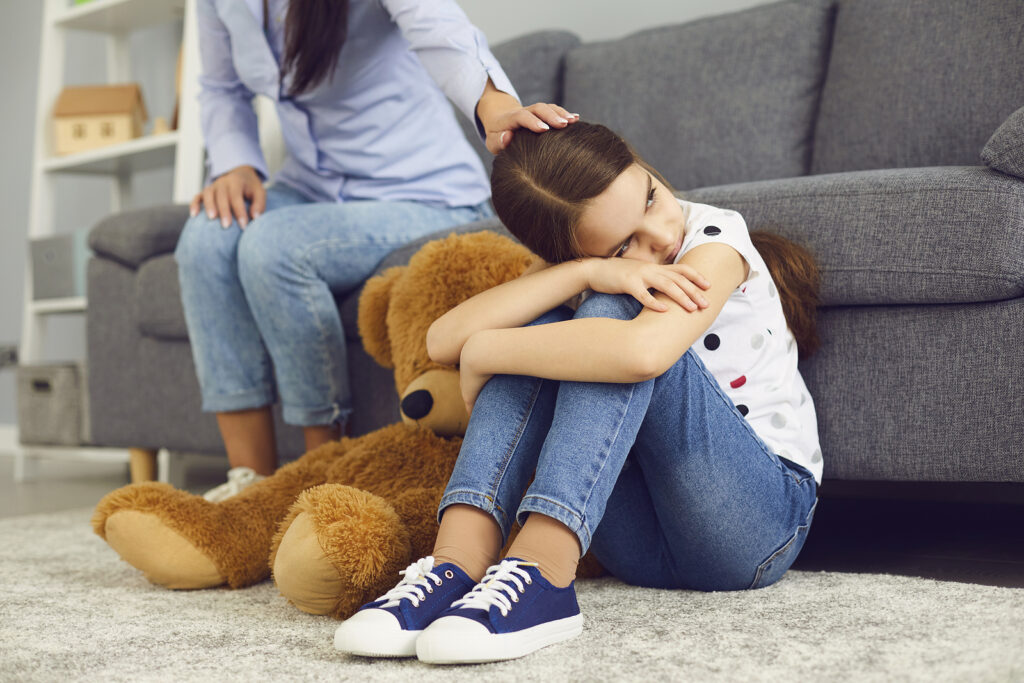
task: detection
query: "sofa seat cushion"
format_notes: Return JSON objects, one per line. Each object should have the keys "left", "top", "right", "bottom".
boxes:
{"left": 686, "top": 166, "right": 1024, "bottom": 306}
{"left": 812, "top": 0, "right": 1024, "bottom": 174}
{"left": 562, "top": 0, "right": 834, "bottom": 191}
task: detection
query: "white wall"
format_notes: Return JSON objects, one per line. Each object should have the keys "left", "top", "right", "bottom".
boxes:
{"left": 0, "top": 0, "right": 772, "bottom": 426}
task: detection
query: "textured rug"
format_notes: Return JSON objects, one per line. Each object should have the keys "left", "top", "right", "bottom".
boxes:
{"left": 1, "top": 509, "right": 1022, "bottom": 682}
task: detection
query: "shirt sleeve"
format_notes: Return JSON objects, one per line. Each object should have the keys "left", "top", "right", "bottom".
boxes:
{"left": 378, "top": 0, "right": 520, "bottom": 140}
{"left": 678, "top": 203, "right": 764, "bottom": 286}
{"left": 196, "top": 0, "right": 269, "bottom": 181}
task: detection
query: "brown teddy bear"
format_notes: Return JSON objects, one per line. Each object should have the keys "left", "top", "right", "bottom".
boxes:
{"left": 92, "top": 231, "right": 547, "bottom": 619}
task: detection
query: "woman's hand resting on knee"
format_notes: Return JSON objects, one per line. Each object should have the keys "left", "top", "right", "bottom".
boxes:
{"left": 190, "top": 164, "right": 266, "bottom": 229}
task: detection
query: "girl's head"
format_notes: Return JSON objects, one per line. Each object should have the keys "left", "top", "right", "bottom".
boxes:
{"left": 491, "top": 122, "right": 685, "bottom": 265}
{"left": 490, "top": 122, "right": 821, "bottom": 357}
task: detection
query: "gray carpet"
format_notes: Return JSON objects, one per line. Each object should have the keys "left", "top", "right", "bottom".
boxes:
{"left": 1, "top": 509, "right": 1022, "bottom": 682}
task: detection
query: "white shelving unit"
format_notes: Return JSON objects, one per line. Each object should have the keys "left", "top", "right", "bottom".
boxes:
{"left": 16, "top": 0, "right": 204, "bottom": 482}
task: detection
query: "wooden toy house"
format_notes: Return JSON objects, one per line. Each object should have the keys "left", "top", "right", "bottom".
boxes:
{"left": 53, "top": 84, "right": 148, "bottom": 156}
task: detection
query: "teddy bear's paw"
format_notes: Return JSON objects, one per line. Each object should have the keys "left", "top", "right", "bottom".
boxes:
{"left": 93, "top": 482, "right": 226, "bottom": 589}
{"left": 270, "top": 484, "right": 413, "bottom": 619}
{"left": 104, "top": 509, "right": 225, "bottom": 589}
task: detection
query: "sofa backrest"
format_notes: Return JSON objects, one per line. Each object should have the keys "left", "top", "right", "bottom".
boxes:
{"left": 561, "top": 0, "right": 835, "bottom": 191}
{"left": 811, "top": 0, "right": 1024, "bottom": 174}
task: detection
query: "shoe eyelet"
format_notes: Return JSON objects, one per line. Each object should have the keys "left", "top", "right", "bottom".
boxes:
{"left": 445, "top": 570, "right": 454, "bottom": 580}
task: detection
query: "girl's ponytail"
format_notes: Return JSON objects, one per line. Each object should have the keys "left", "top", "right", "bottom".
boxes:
{"left": 749, "top": 231, "right": 821, "bottom": 359}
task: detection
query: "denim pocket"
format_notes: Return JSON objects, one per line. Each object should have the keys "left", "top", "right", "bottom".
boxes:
{"left": 749, "top": 499, "right": 817, "bottom": 589}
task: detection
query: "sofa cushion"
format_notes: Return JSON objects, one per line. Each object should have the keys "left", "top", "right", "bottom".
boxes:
{"left": 982, "top": 107, "right": 1024, "bottom": 180}
{"left": 686, "top": 166, "right": 1024, "bottom": 306}
{"left": 89, "top": 205, "right": 190, "bottom": 269}
{"left": 135, "top": 254, "right": 189, "bottom": 341}
{"left": 811, "top": 0, "right": 1024, "bottom": 174}
{"left": 562, "top": 0, "right": 834, "bottom": 191}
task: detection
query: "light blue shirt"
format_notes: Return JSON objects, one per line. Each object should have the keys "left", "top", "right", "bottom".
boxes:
{"left": 197, "top": 0, "right": 519, "bottom": 206}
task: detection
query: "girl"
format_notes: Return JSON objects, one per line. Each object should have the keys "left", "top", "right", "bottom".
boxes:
{"left": 334, "top": 122, "right": 822, "bottom": 664}
{"left": 176, "top": 0, "right": 577, "bottom": 502}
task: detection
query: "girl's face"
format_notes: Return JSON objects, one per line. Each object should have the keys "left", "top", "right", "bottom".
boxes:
{"left": 576, "top": 163, "right": 686, "bottom": 264}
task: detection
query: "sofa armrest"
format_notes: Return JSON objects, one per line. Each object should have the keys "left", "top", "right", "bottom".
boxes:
{"left": 686, "top": 166, "right": 1024, "bottom": 307}
{"left": 88, "top": 204, "right": 191, "bottom": 269}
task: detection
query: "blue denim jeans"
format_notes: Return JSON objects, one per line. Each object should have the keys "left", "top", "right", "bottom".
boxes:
{"left": 438, "top": 292, "right": 818, "bottom": 591}
{"left": 175, "top": 183, "right": 492, "bottom": 426}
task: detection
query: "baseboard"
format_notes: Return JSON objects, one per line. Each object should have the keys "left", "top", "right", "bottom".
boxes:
{"left": 0, "top": 424, "right": 19, "bottom": 457}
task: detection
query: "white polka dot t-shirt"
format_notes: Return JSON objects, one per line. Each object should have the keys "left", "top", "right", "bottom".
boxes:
{"left": 674, "top": 199, "right": 823, "bottom": 483}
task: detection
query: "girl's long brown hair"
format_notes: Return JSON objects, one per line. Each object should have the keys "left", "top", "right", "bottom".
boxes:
{"left": 491, "top": 122, "right": 821, "bottom": 358}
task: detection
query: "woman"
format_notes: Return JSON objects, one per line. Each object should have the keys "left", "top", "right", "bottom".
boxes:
{"left": 334, "top": 122, "right": 822, "bottom": 663}
{"left": 176, "top": 0, "right": 577, "bottom": 501}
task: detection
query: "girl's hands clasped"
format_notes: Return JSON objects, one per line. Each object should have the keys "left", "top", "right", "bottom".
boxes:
{"left": 584, "top": 258, "right": 711, "bottom": 313}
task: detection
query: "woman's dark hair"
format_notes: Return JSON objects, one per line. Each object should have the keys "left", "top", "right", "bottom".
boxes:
{"left": 281, "top": 0, "right": 349, "bottom": 96}
{"left": 490, "top": 122, "right": 821, "bottom": 357}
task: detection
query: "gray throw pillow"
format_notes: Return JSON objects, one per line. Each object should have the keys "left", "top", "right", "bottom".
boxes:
{"left": 981, "top": 107, "right": 1024, "bottom": 180}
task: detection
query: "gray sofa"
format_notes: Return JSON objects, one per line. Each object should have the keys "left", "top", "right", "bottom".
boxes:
{"left": 87, "top": 0, "right": 1024, "bottom": 490}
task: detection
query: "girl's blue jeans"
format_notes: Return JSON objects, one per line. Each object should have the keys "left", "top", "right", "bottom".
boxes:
{"left": 175, "top": 183, "right": 491, "bottom": 427}
{"left": 438, "top": 292, "right": 818, "bottom": 591}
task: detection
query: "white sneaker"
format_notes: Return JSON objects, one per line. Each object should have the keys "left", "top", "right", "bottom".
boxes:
{"left": 202, "top": 466, "right": 266, "bottom": 502}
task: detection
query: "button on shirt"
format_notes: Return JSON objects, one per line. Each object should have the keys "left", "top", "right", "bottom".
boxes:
{"left": 675, "top": 199, "right": 823, "bottom": 483}
{"left": 197, "top": 0, "right": 518, "bottom": 206}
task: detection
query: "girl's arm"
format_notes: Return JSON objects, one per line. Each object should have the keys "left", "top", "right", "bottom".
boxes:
{"left": 458, "top": 244, "right": 746, "bottom": 407}
{"left": 426, "top": 257, "right": 713, "bottom": 367}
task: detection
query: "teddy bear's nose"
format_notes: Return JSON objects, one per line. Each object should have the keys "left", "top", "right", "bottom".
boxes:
{"left": 401, "top": 390, "right": 434, "bottom": 420}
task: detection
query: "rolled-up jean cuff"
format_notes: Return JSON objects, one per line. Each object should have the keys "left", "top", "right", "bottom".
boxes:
{"left": 516, "top": 495, "right": 592, "bottom": 553}
{"left": 201, "top": 387, "right": 275, "bottom": 413}
{"left": 283, "top": 403, "right": 353, "bottom": 428}
{"left": 437, "top": 490, "right": 516, "bottom": 542}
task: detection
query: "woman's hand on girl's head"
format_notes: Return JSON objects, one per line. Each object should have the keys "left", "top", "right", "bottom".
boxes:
{"left": 476, "top": 78, "right": 579, "bottom": 154}
{"left": 584, "top": 258, "right": 712, "bottom": 313}
{"left": 189, "top": 164, "right": 266, "bottom": 229}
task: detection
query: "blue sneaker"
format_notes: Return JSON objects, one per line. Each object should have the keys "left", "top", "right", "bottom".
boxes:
{"left": 416, "top": 558, "right": 584, "bottom": 664}
{"left": 333, "top": 556, "right": 475, "bottom": 657}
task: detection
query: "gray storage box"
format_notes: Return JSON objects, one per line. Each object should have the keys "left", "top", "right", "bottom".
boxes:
{"left": 30, "top": 230, "right": 90, "bottom": 300}
{"left": 17, "top": 363, "right": 91, "bottom": 446}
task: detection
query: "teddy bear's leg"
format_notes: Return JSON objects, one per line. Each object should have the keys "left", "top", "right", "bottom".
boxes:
{"left": 93, "top": 442, "right": 342, "bottom": 589}
{"left": 271, "top": 485, "right": 445, "bottom": 619}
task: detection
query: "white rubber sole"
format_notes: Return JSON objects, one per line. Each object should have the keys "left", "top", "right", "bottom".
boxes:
{"left": 334, "top": 610, "right": 420, "bottom": 658}
{"left": 416, "top": 614, "right": 584, "bottom": 664}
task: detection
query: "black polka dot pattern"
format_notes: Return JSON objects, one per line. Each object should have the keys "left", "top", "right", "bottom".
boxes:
{"left": 703, "top": 334, "right": 720, "bottom": 351}
{"left": 736, "top": 404, "right": 749, "bottom": 417}
{"left": 703, "top": 225, "right": 722, "bottom": 237}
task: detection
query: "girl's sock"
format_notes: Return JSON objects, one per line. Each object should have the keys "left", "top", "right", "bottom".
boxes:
{"left": 506, "top": 513, "right": 581, "bottom": 588}
{"left": 431, "top": 504, "right": 502, "bottom": 582}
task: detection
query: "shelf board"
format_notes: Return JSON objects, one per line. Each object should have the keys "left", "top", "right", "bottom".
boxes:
{"left": 31, "top": 297, "right": 87, "bottom": 314}
{"left": 43, "top": 133, "right": 178, "bottom": 174}
{"left": 55, "top": 0, "right": 186, "bottom": 33}
{"left": 17, "top": 443, "right": 130, "bottom": 464}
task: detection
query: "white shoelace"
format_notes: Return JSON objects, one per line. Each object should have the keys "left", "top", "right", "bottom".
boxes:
{"left": 202, "top": 466, "right": 265, "bottom": 502}
{"left": 450, "top": 559, "right": 538, "bottom": 617}
{"left": 377, "top": 556, "right": 443, "bottom": 608}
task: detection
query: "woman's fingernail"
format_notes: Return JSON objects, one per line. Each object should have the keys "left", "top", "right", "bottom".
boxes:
{"left": 556, "top": 117, "right": 568, "bottom": 124}
{"left": 221, "top": 218, "right": 231, "bottom": 228}
{"left": 500, "top": 131, "right": 507, "bottom": 145}
{"left": 190, "top": 208, "right": 198, "bottom": 217}
{"left": 570, "top": 113, "right": 580, "bottom": 118}
{"left": 207, "top": 211, "right": 215, "bottom": 220}
{"left": 538, "top": 122, "right": 550, "bottom": 130}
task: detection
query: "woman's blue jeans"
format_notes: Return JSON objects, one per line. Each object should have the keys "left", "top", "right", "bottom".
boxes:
{"left": 438, "top": 292, "right": 818, "bottom": 591}
{"left": 175, "top": 183, "right": 491, "bottom": 427}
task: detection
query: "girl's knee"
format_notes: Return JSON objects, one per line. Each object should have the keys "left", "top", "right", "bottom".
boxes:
{"left": 236, "top": 216, "right": 296, "bottom": 284}
{"left": 575, "top": 292, "right": 642, "bottom": 321}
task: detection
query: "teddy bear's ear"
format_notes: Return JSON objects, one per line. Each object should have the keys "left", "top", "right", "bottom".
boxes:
{"left": 358, "top": 265, "right": 405, "bottom": 368}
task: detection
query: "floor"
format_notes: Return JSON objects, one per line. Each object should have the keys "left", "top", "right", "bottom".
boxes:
{"left": 2, "top": 454, "right": 1022, "bottom": 589}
